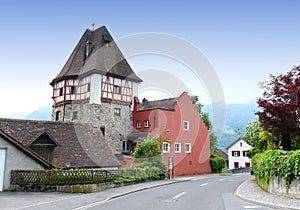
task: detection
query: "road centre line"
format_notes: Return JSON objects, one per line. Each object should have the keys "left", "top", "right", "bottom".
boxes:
{"left": 173, "top": 192, "right": 186, "bottom": 199}
{"left": 191, "top": 177, "right": 208, "bottom": 181}
{"left": 200, "top": 183, "right": 208, "bottom": 187}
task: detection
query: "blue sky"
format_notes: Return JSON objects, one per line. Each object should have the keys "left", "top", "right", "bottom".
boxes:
{"left": 1, "top": 0, "right": 300, "bottom": 117}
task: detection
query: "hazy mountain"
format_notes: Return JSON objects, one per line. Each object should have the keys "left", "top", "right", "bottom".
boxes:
{"left": 25, "top": 107, "right": 52, "bottom": 120}
{"left": 204, "top": 101, "right": 259, "bottom": 153}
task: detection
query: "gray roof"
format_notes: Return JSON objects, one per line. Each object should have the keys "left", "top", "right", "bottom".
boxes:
{"left": 50, "top": 25, "right": 142, "bottom": 85}
{"left": 139, "top": 97, "right": 177, "bottom": 111}
{"left": 127, "top": 132, "right": 150, "bottom": 143}
{"left": 217, "top": 149, "right": 228, "bottom": 160}
{"left": 0, "top": 118, "right": 121, "bottom": 168}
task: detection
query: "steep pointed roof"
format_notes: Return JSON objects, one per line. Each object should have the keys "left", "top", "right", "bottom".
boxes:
{"left": 50, "top": 25, "right": 142, "bottom": 85}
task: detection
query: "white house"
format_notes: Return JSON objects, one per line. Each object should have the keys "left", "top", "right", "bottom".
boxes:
{"left": 227, "top": 138, "right": 253, "bottom": 169}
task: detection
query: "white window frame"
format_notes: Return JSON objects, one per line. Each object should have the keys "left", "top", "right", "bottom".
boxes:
{"left": 174, "top": 143, "right": 181, "bottom": 153}
{"left": 144, "top": 120, "right": 149, "bottom": 128}
{"left": 136, "top": 121, "right": 141, "bottom": 128}
{"left": 163, "top": 142, "right": 170, "bottom": 153}
{"left": 185, "top": 143, "right": 191, "bottom": 153}
{"left": 183, "top": 121, "right": 189, "bottom": 130}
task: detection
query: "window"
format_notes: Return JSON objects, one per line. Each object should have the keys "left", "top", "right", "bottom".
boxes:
{"left": 55, "top": 111, "right": 60, "bottom": 121}
{"left": 240, "top": 142, "right": 243, "bottom": 147}
{"left": 136, "top": 121, "right": 141, "bottom": 128}
{"left": 87, "top": 83, "right": 91, "bottom": 92}
{"left": 144, "top": 120, "right": 149, "bottom": 128}
{"left": 232, "top": 151, "right": 240, "bottom": 157}
{"left": 72, "top": 111, "right": 78, "bottom": 120}
{"left": 185, "top": 143, "right": 191, "bottom": 153}
{"left": 59, "top": 88, "right": 63, "bottom": 96}
{"left": 174, "top": 143, "right": 181, "bottom": 153}
{"left": 71, "top": 86, "right": 76, "bottom": 94}
{"left": 114, "top": 108, "right": 121, "bottom": 116}
{"left": 183, "top": 121, "right": 189, "bottom": 130}
{"left": 166, "top": 129, "right": 171, "bottom": 134}
{"left": 163, "top": 142, "right": 170, "bottom": 153}
{"left": 113, "top": 85, "right": 121, "bottom": 94}
{"left": 242, "top": 151, "right": 246, "bottom": 157}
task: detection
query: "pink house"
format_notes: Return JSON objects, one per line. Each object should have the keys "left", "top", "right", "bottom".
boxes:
{"left": 125, "top": 92, "right": 211, "bottom": 176}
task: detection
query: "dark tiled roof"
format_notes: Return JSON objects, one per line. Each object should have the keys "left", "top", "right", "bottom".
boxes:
{"left": 0, "top": 118, "right": 121, "bottom": 168}
{"left": 50, "top": 25, "right": 142, "bottom": 85}
{"left": 127, "top": 131, "right": 150, "bottom": 143}
{"left": 139, "top": 98, "right": 177, "bottom": 111}
{"left": 216, "top": 149, "right": 228, "bottom": 160}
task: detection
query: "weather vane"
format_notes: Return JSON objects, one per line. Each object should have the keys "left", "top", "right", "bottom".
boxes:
{"left": 92, "top": 23, "right": 95, "bottom": 31}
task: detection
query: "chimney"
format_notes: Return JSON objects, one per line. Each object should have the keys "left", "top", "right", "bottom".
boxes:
{"left": 86, "top": 40, "right": 93, "bottom": 58}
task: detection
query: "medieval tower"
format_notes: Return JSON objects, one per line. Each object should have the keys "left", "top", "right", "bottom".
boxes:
{"left": 50, "top": 26, "right": 142, "bottom": 154}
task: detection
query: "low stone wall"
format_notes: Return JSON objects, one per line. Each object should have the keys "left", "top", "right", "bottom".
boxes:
{"left": 268, "top": 177, "right": 300, "bottom": 198}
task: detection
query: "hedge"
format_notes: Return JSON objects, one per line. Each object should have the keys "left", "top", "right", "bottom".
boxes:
{"left": 252, "top": 149, "right": 300, "bottom": 191}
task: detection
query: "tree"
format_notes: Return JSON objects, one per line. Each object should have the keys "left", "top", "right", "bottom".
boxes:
{"left": 190, "top": 95, "right": 218, "bottom": 155}
{"left": 190, "top": 95, "right": 212, "bottom": 130}
{"left": 257, "top": 66, "right": 300, "bottom": 151}
{"left": 210, "top": 132, "right": 218, "bottom": 156}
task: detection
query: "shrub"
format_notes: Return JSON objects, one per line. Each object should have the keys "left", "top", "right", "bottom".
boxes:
{"left": 252, "top": 149, "right": 300, "bottom": 192}
{"left": 210, "top": 156, "right": 225, "bottom": 172}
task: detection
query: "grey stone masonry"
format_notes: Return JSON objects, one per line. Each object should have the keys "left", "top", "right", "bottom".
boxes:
{"left": 52, "top": 102, "right": 132, "bottom": 154}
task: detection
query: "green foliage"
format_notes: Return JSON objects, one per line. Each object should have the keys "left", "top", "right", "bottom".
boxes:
{"left": 190, "top": 95, "right": 212, "bottom": 130}
{"left": 252, "top": 150, "right": 300, "bottom": 192}
{"left": 210, "top": 133, "right": 218, "bottom": 156}
{"left": 246, "top": 148, "right": 263, "bottom": 159}
{"left": 133, "top": 135, "right": 163, "bottom": 159}
{"left": 210, "top": 156, "right": 226, "bottom": 172}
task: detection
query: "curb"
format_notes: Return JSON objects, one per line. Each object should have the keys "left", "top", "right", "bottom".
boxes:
{"left": 235, "top": 179, "right": 300, "bottom": 210}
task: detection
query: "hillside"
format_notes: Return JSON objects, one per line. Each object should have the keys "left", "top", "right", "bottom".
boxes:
{"left": 204, "top": 101, "right": 259, "bottom": 153}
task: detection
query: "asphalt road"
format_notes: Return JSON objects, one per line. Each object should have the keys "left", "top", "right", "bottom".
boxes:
{"left": 0, "top": 174, "right": 273, "bottom": 210}
{"left": 81, "top": 174, "right": 272, "bottom": 210}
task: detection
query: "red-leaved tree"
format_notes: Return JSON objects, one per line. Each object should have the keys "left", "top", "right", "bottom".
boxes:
{"left": 257, "top": 66, "right": 300, "bottom": 151}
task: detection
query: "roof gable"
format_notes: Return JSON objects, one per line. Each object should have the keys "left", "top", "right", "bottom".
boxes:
{"left": 0, "top": 130, "right": 52, "bottom": 168}
{"left": 27, "top": 131, "right": 60, "bottom": 147}
{"left": 50, "top": 25, "right": 142, "bottom": 85}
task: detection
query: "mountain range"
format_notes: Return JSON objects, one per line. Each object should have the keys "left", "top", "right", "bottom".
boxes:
{"left": 22, "top": 102, "right": 259, "bottom": 153}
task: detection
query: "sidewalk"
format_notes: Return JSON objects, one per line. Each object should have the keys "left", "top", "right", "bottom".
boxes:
{"left": 236, "top": 177, "right": 300, "bottom": 210}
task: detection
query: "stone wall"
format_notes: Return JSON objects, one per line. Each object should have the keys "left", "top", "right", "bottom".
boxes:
{"left": 52, "top": 102, "right": 132, "bottom": 154}
{"left": 268, "top": 177, "right": 300, "bottom": 198}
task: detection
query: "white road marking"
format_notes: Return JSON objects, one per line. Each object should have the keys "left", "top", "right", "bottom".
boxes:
{"left": 219, "top": 178, "right": 226, "bottom": 181}
{"left": 173, "top": 192, "right": 186, "bottom": 199}
{"left": 243, "top": 206, "right": 260, "bottom": 209}
{"left": 200, "top": 183, "right": 208, "bottom": 187}
{"left": 191, "top": 176, "right": 208, "bottom": 181}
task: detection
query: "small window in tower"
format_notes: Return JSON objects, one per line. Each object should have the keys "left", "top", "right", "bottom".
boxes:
{"left": 113, "top": 85, "right": 121, "bottom": 94}
{"left": 71, "top": 86, "right": 76, "bottom": 94}
{"left": 114, "top": 108, "right": 121, "bottom": 116}
{"left": 59, "top": 88, "right": 63, "bottom": 96}
{"left": 55, "top": 111, "right": 60, "bottom": 121}
{"left": 73, "top": 111, "right": 78, "bottom": 120}
{"left": 87, "top": 83, "right": 91, "bottom": 92}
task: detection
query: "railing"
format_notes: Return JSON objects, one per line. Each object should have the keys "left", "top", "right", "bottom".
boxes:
{"left": 11, "top": 169, "right": 119, "bottom": 186}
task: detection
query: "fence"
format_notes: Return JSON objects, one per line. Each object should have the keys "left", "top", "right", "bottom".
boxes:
{"left": 11, "top": 169, "right": 120, "bottom": 186}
